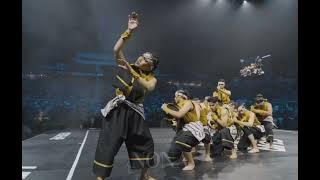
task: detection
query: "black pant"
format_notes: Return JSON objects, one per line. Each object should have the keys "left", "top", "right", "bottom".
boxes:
{"left": 167, "top": 130, "right": 200, "bottom": 162}
{"left": 211, "top": 128, "right": 234, "bottom": 157}
{"left": 93, "top": 104, "right": 155, "bottom": 178}
{"left": 237, "top": 126, "right": 263, "bottom": 151}
{"left": 262, "top": 121, "right": 274, "bottom": 143}
{"left": 202, "top": 128, "right": 211, "bottom": 144}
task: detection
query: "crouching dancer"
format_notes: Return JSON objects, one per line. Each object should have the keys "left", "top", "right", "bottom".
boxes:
{"left": 161, "top": 90, "right": 205, "bottom": 171}
{"left": 207, "top": 97, "right": 238, "bottom": 159}
{"left": 234, "top": 104, "right": 264, "bottom": 153}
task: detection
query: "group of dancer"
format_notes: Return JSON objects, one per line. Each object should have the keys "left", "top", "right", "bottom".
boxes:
{"left": 161, "top": 79, "right": 274, "bottom": 171}
{"left": 92, "top": 12, "right": 275, "bottom": 180}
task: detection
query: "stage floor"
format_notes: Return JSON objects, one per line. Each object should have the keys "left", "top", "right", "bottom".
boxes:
{"left": 22, "top": 128, "right": 297, "bottom": 180}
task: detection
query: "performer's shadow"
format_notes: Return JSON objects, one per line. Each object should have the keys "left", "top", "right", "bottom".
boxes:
{"left": 161, "top": 159, "right": 220, "bottom": 180}
{"left": 160, "top": 151, "right": 263, "bottom": 180}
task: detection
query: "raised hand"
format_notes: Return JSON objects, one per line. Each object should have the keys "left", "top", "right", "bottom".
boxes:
{"left": 161, "top": 103, "right": 168, "bottom": 111}
{"left": 128, "top": 12, "right": 139, "bottom": 30}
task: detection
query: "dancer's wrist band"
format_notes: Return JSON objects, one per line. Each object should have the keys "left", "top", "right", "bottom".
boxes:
{"left": 121, "top": 30, "right": 132, "bottom": 40}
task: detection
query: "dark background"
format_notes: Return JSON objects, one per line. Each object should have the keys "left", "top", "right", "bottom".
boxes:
{"left": 22, "top": 0, "right": 297, "bottom": 139}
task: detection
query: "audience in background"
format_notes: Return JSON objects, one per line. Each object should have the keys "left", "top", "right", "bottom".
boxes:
{"left": 22, "top": 75, "right": 298, "bottom": 140}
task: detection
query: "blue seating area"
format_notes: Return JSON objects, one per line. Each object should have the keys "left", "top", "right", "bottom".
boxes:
{"left": 22, "top": 72, "right": 297, "bottom": 140}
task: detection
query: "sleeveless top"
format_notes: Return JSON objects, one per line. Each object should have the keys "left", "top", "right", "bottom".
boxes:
{"left": 112, "top": 64, "right": 154, "bottom": 104}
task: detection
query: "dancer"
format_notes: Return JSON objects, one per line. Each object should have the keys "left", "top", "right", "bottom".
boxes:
{"left": 234, "top": 104, "right": 264, "bottom": 153}
{"left": 250, "top": 94, "right": 274, "bottom": 148}
{"left": 93, "top": 12, "right": 159, "bottom": 180}
{"left": 198, "top": 96, "right": 214, "bottom": 161}
{"left": 162, "top": 90, "right": 205, "bottom": 171}
{"left": 212, "top": 79, "right": 231, "bottom": 104}
{"left": 207, "top": 97, "right": 237, "bottom": 159}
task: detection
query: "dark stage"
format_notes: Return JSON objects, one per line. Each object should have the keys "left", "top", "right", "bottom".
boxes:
{"left": 22, "top": 128, "right": 297, "bottom": 180}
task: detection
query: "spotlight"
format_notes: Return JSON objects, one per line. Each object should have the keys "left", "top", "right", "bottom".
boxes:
{"left": 231, "top": 0, "right": 248, "bottom": 8}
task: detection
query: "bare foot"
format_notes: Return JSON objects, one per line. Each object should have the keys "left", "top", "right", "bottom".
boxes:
{"left": 248, "top": 147, "right": 259, "bottom": 153}
{"left": 204, "top": 155, "right": 212, "bottom": 162}
{"left": 182, "top": 163, "right": 195, "bottom": 171}
{"left": 269, "top": 142, "right": 273, "bottom": 149}
{"left": 140, "top": 174, "right": 157, "bottom": 180}
{"left": 260, "top": 137, "right": 266, "bottom": 142}
{"left": 230, "top": 151, "right": 237, "bottom": 159}
{"left": 147, "top": 175, "right": 157, "bottom": 180}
